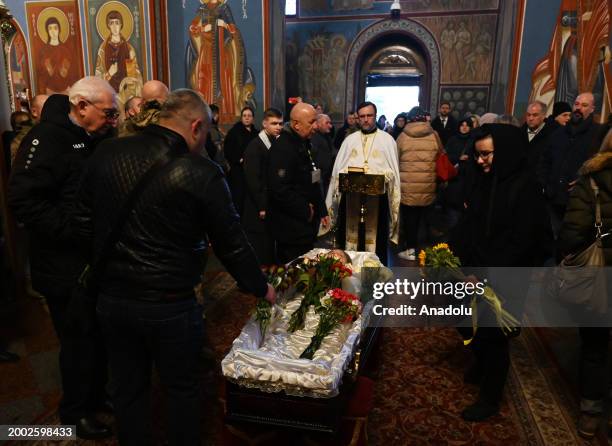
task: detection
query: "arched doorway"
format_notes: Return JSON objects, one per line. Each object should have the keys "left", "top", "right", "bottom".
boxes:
{"left": 345, "top": 19, "right": 440, "bottom": 116}
{"left": 359, "top": 38, "right": 427, "bottom": 124}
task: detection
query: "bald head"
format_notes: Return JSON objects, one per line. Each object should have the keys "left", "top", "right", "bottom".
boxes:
{"left": 142, "top": 80, "right": 169, "bottom": 104}
{"left": 290, "top": 103, "right": 317, "bottom": 139}
{"left": 573, "top": 92, "right": 595, "bottom": 120}
{"left": 31, "top": 94, "right": 49, "bottom": 122}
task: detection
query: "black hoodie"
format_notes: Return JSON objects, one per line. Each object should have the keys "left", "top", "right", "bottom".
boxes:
{"left": 451, "top": 124, "right": 552, "bottom": 267}
{"left": 8, "top": 94, "right": 93, "bottom": 295}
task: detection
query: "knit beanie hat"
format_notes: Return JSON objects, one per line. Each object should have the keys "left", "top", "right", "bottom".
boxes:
{"left": 552, "top": 101, "right": 572, "bottom": 118}
{"left": 406, "top": 106, "right": 428, "bottom": 122}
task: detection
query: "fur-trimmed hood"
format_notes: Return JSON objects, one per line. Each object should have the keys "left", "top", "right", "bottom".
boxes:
{"left": 580, "top": 151, "right": 612, "bottom": 175}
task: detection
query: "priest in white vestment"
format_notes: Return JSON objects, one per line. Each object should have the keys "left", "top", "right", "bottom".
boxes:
{"left": 323, "top": 101, "right": 400, "bottom": 264}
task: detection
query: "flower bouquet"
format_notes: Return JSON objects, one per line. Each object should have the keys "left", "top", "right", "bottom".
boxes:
{"left": 418, "top": 243, "right": 520, "bottom": 344}
{"left": 287, "top": 254, "right": 353, "bottom": 333}
{"left": 300, "top": 288, "right": 362, "bottom": 359}
{"left": 256, "top": 264, "right": 301, "bottom": 337}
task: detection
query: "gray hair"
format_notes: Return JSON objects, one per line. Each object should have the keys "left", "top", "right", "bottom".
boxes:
{"left": 158, "top": 89, "right": 211, "bottom": 123}
{"left": 527, "top": 100, "right": 547, "bottom": 114}
{"left": 68, "top": 76, "right": 115, "bottom": 105}
{"left": 494, "top": 114, "right": 520, "bottom": 127}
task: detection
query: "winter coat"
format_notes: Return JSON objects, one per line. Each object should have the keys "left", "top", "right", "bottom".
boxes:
{"left": 431, "top": 115, "right": 458, "bottom": 147}
{"left": 443, "top": 132, "right": 474, "bottom": 209}
{"left": 310, "top": 131, "right": 335, "bottom": 196}
{"left": 243, "top": 133, "right": 272, "bottom": 235}
{"left": 267, "top": 127, "right": 327, "bottom": 245}
{"left": 397, "top": 121, "right": 441, "bottom": 206}
{"left": 73, "top": 124, "right": 268, "bottom": 301}
{"left": 8, "top": 94, "right": 92, "bottom": 296}
{"left": 451, "top": 124, "right": 552, "bottom": 268}
{"left": 538, "top": 116, "right": 606, "bottom": 208}
{"left": 224, "top": 122, "right": 258, "bottom": 214}
{"left": 521, "top": 121, "right": 555, "bottom": 187}
{"left": 559, "top": 151, "right": 612, "bottom": 264}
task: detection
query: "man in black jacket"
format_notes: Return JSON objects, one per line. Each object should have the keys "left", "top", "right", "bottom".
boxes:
{"left": 431, "top": 101, "right": 458, "bottom": 146}
{"left": 522, "top": 100, "right": 555, "bottom": 183}
{"left": 311, "top": 113, "right": 335, "bottom": 198}
{"left": 74, "top": 89, "right": 275, "bottom": 445}
{"left": 8, "top": 77, "right": 118, "bottom": 439}
{"left": 267, "top": 102, "right": 330, "bottom": 263}
{"left": 243, "top": 107, "right": 284, "bottom": 264}
{"left": 539, "top": 92, "right": 606, "bottom": 238}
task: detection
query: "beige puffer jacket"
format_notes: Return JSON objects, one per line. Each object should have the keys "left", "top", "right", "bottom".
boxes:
{"left": 397, "top": 121, "right": 442, "bottom": 206}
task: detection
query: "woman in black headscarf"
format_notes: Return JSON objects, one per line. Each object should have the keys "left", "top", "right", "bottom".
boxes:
{"left": 451, "top": 124, "right": 552, "bottom": 422}
{"left": 224, "top": 106, "right": 259, "bottom": 215}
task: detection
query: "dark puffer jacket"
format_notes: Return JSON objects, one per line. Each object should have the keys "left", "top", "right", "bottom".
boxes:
{"left": 8, "top": 94, "right": 92, "bottom": 296}
{"left": 559, "top": 150, "right": 612, "bottom": 264}
{"left": 74, "top": 124, "right": 267, "bottom": 301}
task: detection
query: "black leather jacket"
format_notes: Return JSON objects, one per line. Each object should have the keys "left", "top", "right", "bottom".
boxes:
{"left": 75, "top": 124, "right": 267, "bottom": 301}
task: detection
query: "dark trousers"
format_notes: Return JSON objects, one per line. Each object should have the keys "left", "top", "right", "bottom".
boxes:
{"left": 45, "top": 293, "right": 107, "bottom": 422}
{"left": 579, "top": 327, "right": 611, "bottom": 413}
{"left": 97, "top": 295, "right": 204, "bottom": 446}
{"left": 460, "top": 326, "right": 510, "bottom": 406}
{"left": 276, "top": 242, "right": 313, "bottom": 264}
{"left": 400, "top": 204, "right": 428, "bottom": 251}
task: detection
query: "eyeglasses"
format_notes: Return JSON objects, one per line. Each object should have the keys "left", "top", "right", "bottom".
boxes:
{"left": 84, "top": 99, "right": 120, "bottom": 120}
{"left": 474, "top": 151, "right": 494, "bottom": 161}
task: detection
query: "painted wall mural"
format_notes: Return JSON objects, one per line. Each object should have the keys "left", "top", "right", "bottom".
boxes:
{"left": 417, "top": 14, "right": 497, "bottom": 84}
{"left": 299, "top": 0, "right": 498, "bottom": 17}
{"left": 186, "top": 0, "right": 256, "bottom": 125}
{"left": 85, "top": 0, "right": 146, "bottom": 108}
{"left": 6, "top": 22, "right": 31, "bottom": 111}
{"left": 26, "top": 0, "right": 85, "bottom": 95}
{"left": 297, "top": 33, "right": 348, "bottom": 120}
{"left": 268, "top": 0, "right": 286, "bottom": 110}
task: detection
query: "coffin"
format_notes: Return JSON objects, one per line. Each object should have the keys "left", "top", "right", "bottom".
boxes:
{"left": 222, "top": 249, "right": 382, "bottom": 397}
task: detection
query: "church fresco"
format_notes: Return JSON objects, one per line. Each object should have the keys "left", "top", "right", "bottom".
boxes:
{"left": 7, "top": 22, "right": 31, "bottom": 111}
{"left": 84, "top": 0, "right": 146, "bottom": 110}
{"left": 299, "top": 0, "right": 497, "bottom": 16}
{"left": 186, "top": 0, "right": 256, "bottom": 125}
{"left": 417, "top": 14, "right": 497, "bottom": 84}
{"left": 26, "top": 0, "right": 85, "bottom": 95}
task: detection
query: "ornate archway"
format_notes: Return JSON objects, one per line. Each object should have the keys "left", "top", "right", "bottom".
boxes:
{"left": 345, "top": 18, "right": 441, "bottom": 114}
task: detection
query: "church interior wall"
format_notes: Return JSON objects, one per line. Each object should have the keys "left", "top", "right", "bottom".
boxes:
{"left": 513, "top": 0, "right": 562, "bottom": 117}
{"left": 286, "top": 0, "right": 503, "bottom": 123}
{"left": 2, "top": 0, "right": 273, "bottom": 125}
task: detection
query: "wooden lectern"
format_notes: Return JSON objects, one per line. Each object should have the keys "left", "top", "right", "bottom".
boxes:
{"left": 338, "top": 171, "right": 386, "bottom": 252}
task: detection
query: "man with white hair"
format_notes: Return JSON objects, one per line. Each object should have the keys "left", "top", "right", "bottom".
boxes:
{"left": 9, "top": 76, "right": 118, "bottom": 440}
{"left": 74, "top": 89, "right": 275, "bottom": 444}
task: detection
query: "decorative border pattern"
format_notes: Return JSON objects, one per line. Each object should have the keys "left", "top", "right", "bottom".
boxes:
{"left": 344, "top": 18, "right": 440, "bottom": 114}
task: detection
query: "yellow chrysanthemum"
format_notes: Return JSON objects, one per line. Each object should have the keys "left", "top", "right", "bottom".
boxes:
{"left": 418, "top": 250, "right": 426, "bottom": 267}
{"left": 432, "top": 243, "right": 449, "bottom": 251}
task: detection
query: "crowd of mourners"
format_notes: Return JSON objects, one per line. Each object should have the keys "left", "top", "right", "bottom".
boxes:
{"left": 1, "top": 74, "right": 612, "bottom": 442}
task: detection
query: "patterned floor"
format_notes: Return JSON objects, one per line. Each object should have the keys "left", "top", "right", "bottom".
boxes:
{"left": 0, "top": 269, "right": 609, "bottom": 445}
